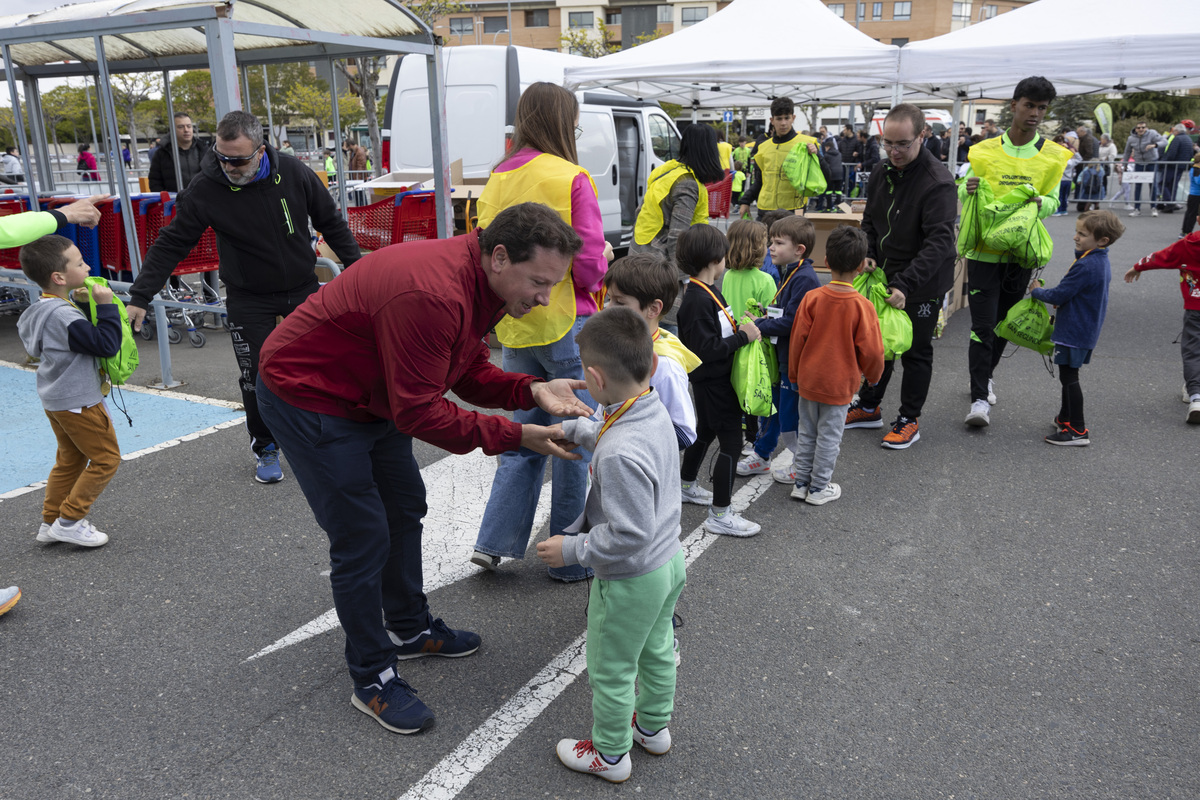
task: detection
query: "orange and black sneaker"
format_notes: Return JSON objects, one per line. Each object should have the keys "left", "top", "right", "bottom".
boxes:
{"left": 881, "top": 416, "right": 920, "bottom": 450}
{"left": 845, "top": 403, "right": 884, "bottom": 429}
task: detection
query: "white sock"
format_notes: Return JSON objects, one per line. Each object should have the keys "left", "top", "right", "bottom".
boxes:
{"left": 710, "top": 505, "right": 730, "bottom": 517}
{"left": 1190, "top": 393, "right": 1200, "bottom": 403}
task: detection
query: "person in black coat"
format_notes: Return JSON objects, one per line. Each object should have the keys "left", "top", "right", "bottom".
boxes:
{"left": 1160, "top": 124, "right": 1196, "bottom": 211}
{"left": 148, "top": 112, "right": 209, "bottom": 193}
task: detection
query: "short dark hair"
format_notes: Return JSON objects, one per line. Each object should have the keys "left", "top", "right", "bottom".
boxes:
{"left": 173, "top": 111, "right": 191, "bottom": 123}
{"left": 1013, "top": 76, "right": 1056, "bottom": 104}
{"left": 575, "top": 306, "right": 653, "bottom": 385}
{"left": 479, "top": 202, "right": 583, "bottom": 265}
{"left": 603, "top": 252, "right": 679, "bottom": 313}
{"left": 5, "top": 146, "right": 16, "bottom": 155}
{"left": 20, "top": 234, "right": 74, "bottom": 289}
{"left": 216, "top": 110, "right": 263, "bottom": 144}
{"left": 770, "top": 97, "right": 794, "bottom": 118}
{"left": 824, "top": 225, "right": 867, "bottom": 274}
{"left": 679, "top": 124, "right": 725, "bottom": 185}
{"left": 886, "top": 104, "right": 926, "bottom": 140}
{"left": 675, "top": 223, "right": 729, "bottom": 276}
{"left": 768, "top": 215, "right": 815, "bottom": 256}
{"left": 1077, "top": 209, "right": 1125, "bottom": 246}
{"left": 759, "top": 209, "right": 792, "bottom": 231}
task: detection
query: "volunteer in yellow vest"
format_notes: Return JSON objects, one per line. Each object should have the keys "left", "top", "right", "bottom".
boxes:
{"left": 716, "top": 129, "right": 734, "bottom": 172}
{"left": 472, "top": 82, "right": 613, "bottom": 582}
{"left": 631, "top": 123, "right": 725, "bottom": 331}
{"left": 960, "top": 76, "right": 1072, "bottom": 428}
{"left": 737, "top": 97, "right": 821, "bottom": 221}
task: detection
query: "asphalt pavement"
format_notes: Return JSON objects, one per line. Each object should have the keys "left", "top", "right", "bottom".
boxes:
{"left": 1, "top": 207, "right": 1197, "bottom": 800}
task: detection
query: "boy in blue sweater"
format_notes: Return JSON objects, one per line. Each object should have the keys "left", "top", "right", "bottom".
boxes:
{"left": 737, "top": 214, "right": 821, "bottom": 483}
{"left": 1030, "top": 210, "right": 1125, "bottom": 446}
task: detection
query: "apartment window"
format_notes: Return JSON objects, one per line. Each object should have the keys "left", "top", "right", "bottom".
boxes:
{"left": 872, "top": 2, "right": 882, "bottom": 19}
{"left": 952, "top": 2, "right": 972, "bottom": 21}
{"left": 483, "top": 16, "right": 506, "bottom": 33}
{"left": 892, "top": 37, "right": 908, "bottom": 45}
{"left": 657, "top": 5, "right": 672, "bottom": 22}
{"left": 681, "top": 7, "right": 707, "bottom": 26}
{"left": 448, "top": 17, "right": 472, "bottom": 35}
{"left": 606, "top": 10, "right": 622, "bottom": 25}
{"left": 893, "top": 2, "right": 911, "bottom": 20}
{"left": 525, "top": 9, "right": 549, "bottom": 27}
{"left": 569, "top": 11, "right": 594, "bottom": 28}
{"left": 828, "top": 3, "right": 845, "bottom": 17}
{"left": 981, "top": 4, "right": 998, "bottom": 19}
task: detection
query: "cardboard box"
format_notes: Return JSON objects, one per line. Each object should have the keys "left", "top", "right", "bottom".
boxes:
{"left": 805, "top": 206, "right": 863, "bottom": 269}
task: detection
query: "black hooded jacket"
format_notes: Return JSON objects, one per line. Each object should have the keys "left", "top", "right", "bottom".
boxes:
{"left": 130, "top": 143, "right": 361, "bottom": 310}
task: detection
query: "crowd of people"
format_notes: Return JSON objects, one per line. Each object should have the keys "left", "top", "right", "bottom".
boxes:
{"left": 5, "top": 73, "right": 1200, "bottom": 788}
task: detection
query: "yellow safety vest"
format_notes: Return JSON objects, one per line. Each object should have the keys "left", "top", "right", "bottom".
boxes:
{"left": 477, "top": 153, "right": 597, "bottom": 348}
{"left": 634, "top": 160, "right": 709, "bottom": 246}
{"left": 964, "top": 134, "right": 1072, "bottom": 257}
{"left": 754, "top": 134, "right": 819, "bottom": 211}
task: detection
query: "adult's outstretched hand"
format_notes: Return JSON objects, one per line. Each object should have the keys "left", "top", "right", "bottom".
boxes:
{"left": 530, "top": 379, "right": 594, "bottom": 418}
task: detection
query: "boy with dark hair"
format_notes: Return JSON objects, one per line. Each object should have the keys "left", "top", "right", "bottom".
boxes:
{"left": 738, "top": 215, "right": 821, "bottom": 484}
{"left": 787, "top": 225, "right": 884, "bottom": 504}
{"left": 538, "top": 306, "right": 686, "bottom": 784}
{"left": 737, "top": 97, "right": 822, "bottom": 220}
{"left": 603, "top": 253, "right": 700, "bottom": 449}
{"left": 17, "top": 235, "right": 122, "bottom": 548}
{"left": 1031, "top": 210, "right": 1125, "bottom": 445}
{"left": 676, "top": 224, "right": 762, "bottom": 536}
{"left": 960, "top": 75, "right": 1072, "bottom": 428}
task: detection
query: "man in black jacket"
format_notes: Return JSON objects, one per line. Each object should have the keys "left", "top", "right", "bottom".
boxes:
{"left": 845, "top": 104, "right": 957, "bottom": 450}
{"left": 148, "top": 112, "right": 209, "bottom": 193}
{"left": 128, "top": 110, "right": 362, "bottom": 484}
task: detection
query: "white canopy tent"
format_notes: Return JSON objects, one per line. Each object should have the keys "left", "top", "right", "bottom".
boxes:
{"left": 563, "top": 0, "right": 903, "bottom": 108}
{"left": 898, "top": 0, "right": 1200, "bottom": 101}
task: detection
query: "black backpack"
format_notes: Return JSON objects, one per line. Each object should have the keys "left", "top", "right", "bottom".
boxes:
{"left": 76, "top": 155, "right": 87, "bottom": 174}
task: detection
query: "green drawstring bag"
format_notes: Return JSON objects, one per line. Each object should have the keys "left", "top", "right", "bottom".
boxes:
{"left": 977, "top": 184, "right": 1055, "bottom": 269}
{"left": 732, "top": 337, "right": 777, "bottom": 417}
{"left": 781, "top": 140, "right": 827, "bottom": 197}
{"left": 852, "top": 269, "right": 912, "bottom": 360}
{"left": 956, "top": 175, "right": 995, "bottom": 259}
{"left": 995, "top": 297, "right": 1054, "bottom": 355}
{"left": 83, "top": 275, "right": 139, "bottom": 385}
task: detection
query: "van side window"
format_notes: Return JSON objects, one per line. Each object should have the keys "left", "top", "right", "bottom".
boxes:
{"left": 649, "top": 115, "right": 679, "bottom": 161}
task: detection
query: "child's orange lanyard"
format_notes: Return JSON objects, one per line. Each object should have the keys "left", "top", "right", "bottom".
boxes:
{"left": 595, "top": 388, "right": 651, "bottom": 448}
{"left": 689, "top": 278, "right": 738, "bottom": 333}
{"left": 651, "top": 328, "right": 661, "bottom": 342}
{"left": 772, "top": 264, "right": 802, "bottom": 304}
{"left": 828, "top": 280, "right": 855, "bottom": 288}
{"left": 1069, "top": 249, "right": 1094, "bottom": 269}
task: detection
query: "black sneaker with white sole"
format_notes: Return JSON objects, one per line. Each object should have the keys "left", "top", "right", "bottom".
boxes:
{"left": 1045, "top": 426, "right": 1089, "bottom": 446}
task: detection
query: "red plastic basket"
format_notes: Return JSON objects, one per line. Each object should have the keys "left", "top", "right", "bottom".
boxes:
{"left": 0, "top": 197, "right": 32, "bottom": 268}
{"left": 396, "top": 190, "right": 438, "bottom": 242}
{"left": 160, "top": 198, "right": 220, "bottom": 276}
{"left": 346, "top": 196, "right": 396, "bottom": 251}
{"left": 705, "top": 175, "right": 733, "bottom": 219}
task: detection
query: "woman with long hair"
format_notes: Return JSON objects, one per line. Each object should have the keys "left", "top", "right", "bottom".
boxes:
{"left": 631, "top": 123, "right": 724, "bottom": 329}
{"left": 471, "top": 81, "right": 611, "bottom": 582}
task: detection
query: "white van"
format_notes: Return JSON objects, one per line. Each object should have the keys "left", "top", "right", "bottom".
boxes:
{"left": 869, "top": 108, "right": 955, "bottom": 137}
{"left": 382, "top": 45, "right": 682, "bottom": 251}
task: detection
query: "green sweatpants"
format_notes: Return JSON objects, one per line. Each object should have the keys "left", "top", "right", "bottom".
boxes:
{"left": 586, "top": 550, "right": 686, "bottom": 756}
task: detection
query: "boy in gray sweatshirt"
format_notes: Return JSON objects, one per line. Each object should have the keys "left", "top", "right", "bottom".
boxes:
{"left": 537, "top": 306, "right": 686, "bottom": 784}
{"left": 17, "top": 235, "right": 122, "bottom": 548}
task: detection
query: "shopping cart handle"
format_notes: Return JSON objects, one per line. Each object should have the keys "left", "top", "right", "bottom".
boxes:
{"left": 315, "top": 256, "right": 341, "bottom": 280}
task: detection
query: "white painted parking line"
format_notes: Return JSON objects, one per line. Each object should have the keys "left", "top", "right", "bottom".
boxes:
{"left": 396, "top": 455, "right": 787, "bottom": 800}
{"left": 245, "top": 449, "right": 552, "bottom": 662}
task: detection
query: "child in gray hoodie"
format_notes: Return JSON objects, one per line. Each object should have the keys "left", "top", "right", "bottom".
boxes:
{"left": 17, "top": 234, "right": 122, "bottom": 548}
{"left": 537, "top": 306, "right": 685, "bottom": 784}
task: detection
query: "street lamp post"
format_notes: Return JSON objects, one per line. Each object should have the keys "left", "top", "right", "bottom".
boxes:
{"left": 492, "top": 29, "right": 509, "bottom": 44}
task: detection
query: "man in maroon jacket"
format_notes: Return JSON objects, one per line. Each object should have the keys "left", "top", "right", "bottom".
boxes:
{"left": 257, "top": 202, "right": 591, "bottom": 735}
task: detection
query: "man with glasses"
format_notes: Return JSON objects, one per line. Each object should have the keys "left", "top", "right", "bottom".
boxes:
{"left": 1123, "top": 121, "right": 1168, "bottom": 217}
{"left": 845, "top": 104, "right": 956, "bottom": 450}
{"left": 128, "top": 110, "right": 362, "bottom": 483}
{"left": 148, "top": 112, "right": 208, "bottom": 193}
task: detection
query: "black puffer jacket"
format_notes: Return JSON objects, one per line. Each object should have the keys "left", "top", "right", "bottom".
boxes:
{"left": 131, "top": 144, "right": 361, "bottom": 309}
{"left": 859, "top": 145, "right": 957, "bottom": 301}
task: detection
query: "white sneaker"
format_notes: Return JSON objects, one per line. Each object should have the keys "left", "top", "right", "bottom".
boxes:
{"left": 1124, "top": 204, "right": 1134, "bottom": 210}
{"left": 681, "top": 482, "right": 713, "bottom": 506}
{"left": 1152, "top": 208, "right": 1159, "bottom": 217}
{"left": 632, "top": 715, "right": 672, "bottom": 755}
{"left": 789, "top": 482, "right": 810, "bottom": 500}
{"left": 735, "top": 454, "right": 771, "bottom": 476}
{"left": 987, "top": 378, "right": 997, "bottom": 405}
{"left": 555, "top": 738, "right": 631, "bottom": 783}
{"left": 740, "top": 440, "right": 756, "bottom": 456}
{"left": 1189, "top": 399, "right": 1200, "bottom": 425}
{"left": 36, "top": 522, "right": 54, "bottom": 543}
{"left": 772, "top": 465, "right": 798, "bottom": 484}
{"left": 805, "top": 483, "right": 842, "bottom": 506}
{"left": 704, "top": 509, "right": 760, "bottom": 537}
{"left": 1129, "top": 210, "right": 1141, "bottom": 217}
{"left": 965, "top": 399, "right": 991, "bottom": 427}
{"left": 48, "top": 518, "right": 109, "bottom": 547}
{"left": 1182, "top": 385, "right": 1191, "bottom": 403}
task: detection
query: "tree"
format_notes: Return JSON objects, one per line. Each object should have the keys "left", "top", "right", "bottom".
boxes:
{"left": 335, "top": 57, "right": 387, "bottom": 177}
{"left": 631, "top": 28, "right": 666, "bottom": 47}
{"left": 169, "top": 70, "right": 217, "bottom": 132}
{"left": 1048, "top": 93, "right": 1106, "bottom": 133}
{"left": 560, "top": 21, "right": 620, "bottom": 58}
{"left": 110, "top": 73, "right": 162, "bottom": 169}
{"left": 39, "top": 86, "right": 84, "bottom": 158}
{"left": 1108, "top": 91, "right": 1200, "bottom": 123}
{"left": 281, "top": 83, "right": 361, "bottom": 145}
{"left": 401, "top": 0, "right": 467, "bottom": 28}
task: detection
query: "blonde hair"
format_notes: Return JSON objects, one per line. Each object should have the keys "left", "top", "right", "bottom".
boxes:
{"left": 726, "top": 219, "right": 768, "bottom": 271}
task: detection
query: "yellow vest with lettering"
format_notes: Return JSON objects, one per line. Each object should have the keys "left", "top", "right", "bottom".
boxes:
{"left": 754, "top": 134, "right": 819, "bottom": 211}
{"left": 634, "top": 160, "right": 709, "bottom": 246}
{"left": 964, "top": 134, "right": 1072, "bottom": 257}
{"left": 477, "top": 153, "right": 597, "bottom": 348}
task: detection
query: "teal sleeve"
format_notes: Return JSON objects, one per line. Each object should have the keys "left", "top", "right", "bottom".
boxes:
{"left": 0, "top": 211, "right": 58, "bottom": 249}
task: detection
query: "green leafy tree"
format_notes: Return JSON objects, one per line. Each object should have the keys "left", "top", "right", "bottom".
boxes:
{"left": 281, "top": 83, "right": 361, "bottom": 145}
{"left": 335, "top": 57, "right": 388, "bottom": 176}
{"left": 1108, "top": 91, "right": 1200, "bottom": 122}
{"left": 631, "top": 28, "right": 666, "bottom": 47}
{"left": 39, "top": 86, "right": 83, "bottom": 158}
{"left": 169, "top": 70, "right": 217, "bottom": 132}
{"left": 1048, "top": 93, "right": 1106, "bottom": 133}
{"left": 560, "top": 21, "right": 620, "bottom": 57}
{"left": 402, "top": 0, "right": 467, "bottom": 28}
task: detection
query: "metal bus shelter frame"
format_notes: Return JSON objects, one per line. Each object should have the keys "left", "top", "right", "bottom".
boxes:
{"left": 0, "top": 1, "right": 453, "bottom": 387}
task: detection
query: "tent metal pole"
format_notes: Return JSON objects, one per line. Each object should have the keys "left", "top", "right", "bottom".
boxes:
{"left": 93, "top": 75, "right": 118, "bottom": 194}
{"left": 205, "top": 16, "right": 242, "bottom": 118}
{"left": 261, "top": 65, "right": 275, "bottom": 146}
{"left": 240, "top": 64, "right": 251, "bottom": 111}
{"left": 329, "top": 58, "right": 349, "bottom": 215}
{"left": 949, "top": 96, "right": 962, "bottom": 176}
{"left": 426, "top": 49, "right": 452, "bottom": 238}
{"left": 24, "top": 75, "right": 54, "bottom": 191}
{"left": 2, "top": 45, "right": 38, "bottom": 200}
{"left": 164, "top": 70, "right": 184, "bottom": 194}
{"left": 94, "top": 35, "right": 142, "bottom": 279}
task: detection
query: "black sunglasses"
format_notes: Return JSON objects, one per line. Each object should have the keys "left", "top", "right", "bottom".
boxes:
{"left": 213, "top": 145, "right": 263, "bottom": 167}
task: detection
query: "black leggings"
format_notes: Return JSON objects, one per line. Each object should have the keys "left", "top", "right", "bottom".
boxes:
{"left": 1058, "top": 365, "right": 1085, "bottom": 431}
{"left": 682, "top": 379, "right": 743, "bottom": 508}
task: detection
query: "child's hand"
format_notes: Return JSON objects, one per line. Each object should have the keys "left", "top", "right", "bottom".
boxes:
{"left": 536, "top": 535, "right": 565, "bottom": 568}
{"left": 741, "top": 319, "right": 761, "bottom": 342}
{"left": 89, "top": 284, "right": 114, "bottom": 304}
{"left": 1123, "top": 267, "right": 1141, "bottom": 283}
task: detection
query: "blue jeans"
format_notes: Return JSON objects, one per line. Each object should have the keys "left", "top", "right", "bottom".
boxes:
{"left": 753, "top": 378, "right": 799, "bottom": 458}
{"left": 474, "top": 316, "right": 594, "bottom": 581}
{"left": 256, "top": 377, "right": 432, "bottom": 687}
{"left": 1133, "top": 162, "right": 1161, "bottom": 211}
